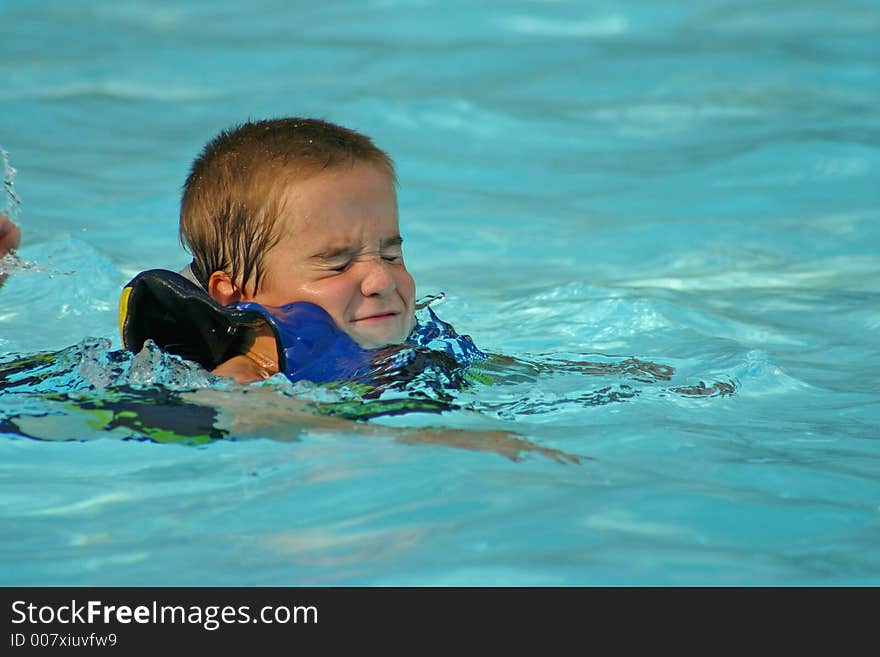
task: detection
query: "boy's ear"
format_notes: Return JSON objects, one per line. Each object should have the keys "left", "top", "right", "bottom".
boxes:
{"left": 207, "top": 271, "right": 242, "bottom": 307}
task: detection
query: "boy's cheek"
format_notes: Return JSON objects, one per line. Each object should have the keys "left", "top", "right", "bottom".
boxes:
{"left": 401, "top": 272, "right": 417, "bottom": 307}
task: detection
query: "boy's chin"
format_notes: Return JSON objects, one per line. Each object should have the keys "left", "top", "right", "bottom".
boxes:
{"left": 349, "top": 332, "right": 407, "bottom": 350}
{"left": 347, "top": 322, "right": 413, "bottom": 350}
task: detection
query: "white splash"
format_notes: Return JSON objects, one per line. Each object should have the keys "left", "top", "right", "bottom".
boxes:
{"left": 2, "top": 147, "right": 22, "bottom": 223}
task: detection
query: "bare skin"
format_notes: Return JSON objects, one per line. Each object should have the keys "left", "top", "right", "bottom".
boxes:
{"left": 210, "top": 323, "right": 280, "bottom": 382}
{"left": 0, "top": 348, "right": 580, "bottom": 464}
{"left": 199, "top": 318, "right": 582, "bottom": 462}
{"left": 0, "top": 213, "right": 21, "bottom": 288}
{"left": 0, "top": 213, "right": 19, "bottom": 255}
{"left": 207, "top": 162, "right": 416, "bottom": 384}
{"left": 189, "top": 387, "right": 581, "bottom": 464}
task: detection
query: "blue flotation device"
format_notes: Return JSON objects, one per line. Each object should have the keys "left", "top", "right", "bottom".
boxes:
{"left": 234, "top": 300, "right": 374, "bottom": 383}
{"left": 119, "top": 269, "right": 484, "bottom": 385}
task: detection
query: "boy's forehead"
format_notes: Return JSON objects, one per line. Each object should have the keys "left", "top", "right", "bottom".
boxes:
{"left": 279, "top": 204, "right": 401, "bottom": 237}
{"left": 309, "top": 234, "right": 403, "bottom": 260}
{"left": 277, "top": 209, "right": 402, "bottom": 258}
{"left": 271, "top": 161, "right": 400, "bottom": 250}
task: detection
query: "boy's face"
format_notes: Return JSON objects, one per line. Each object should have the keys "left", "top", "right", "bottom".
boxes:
{"left": 242, "top": 161, "right": 416, "bottom": 349}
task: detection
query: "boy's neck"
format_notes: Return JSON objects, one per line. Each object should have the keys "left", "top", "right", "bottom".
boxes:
{"left": 241, "top": 327, "right": 280, "bottom": 377}
{"left": 211, "top": 325, "right": 279, "bottom": 384}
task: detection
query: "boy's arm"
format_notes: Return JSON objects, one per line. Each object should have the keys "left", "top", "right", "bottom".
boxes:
{"left": 479, "top": 353, "right": 733, "bottom": 397}
{"left": 1, "top": 382, "right": 578, "bottom": 464}
{"left": 188, "top": 387, "right": 581, "bottom": 464}
{"left": 480, "top": 352, "right": 674, "bottom": 382}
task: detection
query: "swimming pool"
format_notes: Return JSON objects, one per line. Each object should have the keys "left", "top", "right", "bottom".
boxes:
{"left": 1, "top": 0, "right": 878, "bottom": 585}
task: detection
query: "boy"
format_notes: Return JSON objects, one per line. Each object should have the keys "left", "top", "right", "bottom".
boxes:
{"left": 177, "top": 118, "right": 416, "bottom": 383}
{"left": 0, "top": 128, "right": 578, "bottom": 463}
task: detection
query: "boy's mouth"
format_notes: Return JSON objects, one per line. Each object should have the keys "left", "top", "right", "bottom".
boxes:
{"left": 352, "top": 311, "right": 399, "bottom": 324}
{"left": 347, "top": 309, "right": 415, "bottom": 349}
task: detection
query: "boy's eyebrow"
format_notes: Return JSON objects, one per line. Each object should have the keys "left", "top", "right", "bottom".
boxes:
{"left": 312, "top": 235, "right": 403, "bottom": 260}
{"left": 381, "top": 235, "right": 404, "bottom": 249}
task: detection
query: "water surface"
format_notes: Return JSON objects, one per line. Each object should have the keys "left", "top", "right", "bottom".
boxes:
{"left": 1, "top": 0, "right": 878, "bottom": 585}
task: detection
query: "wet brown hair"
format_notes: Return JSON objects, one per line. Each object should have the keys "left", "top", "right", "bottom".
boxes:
{"left": 180, "top": 117, "right": 396, "bottom": 295}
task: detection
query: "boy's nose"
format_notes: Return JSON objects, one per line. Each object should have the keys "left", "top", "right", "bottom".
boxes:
{"left": 360, "top": 259, "right": 396, "bottom": 297}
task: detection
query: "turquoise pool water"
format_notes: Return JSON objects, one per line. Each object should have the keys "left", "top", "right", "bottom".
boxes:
{"left": 1, "top": 0, "right": 878, "bottom": 585}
